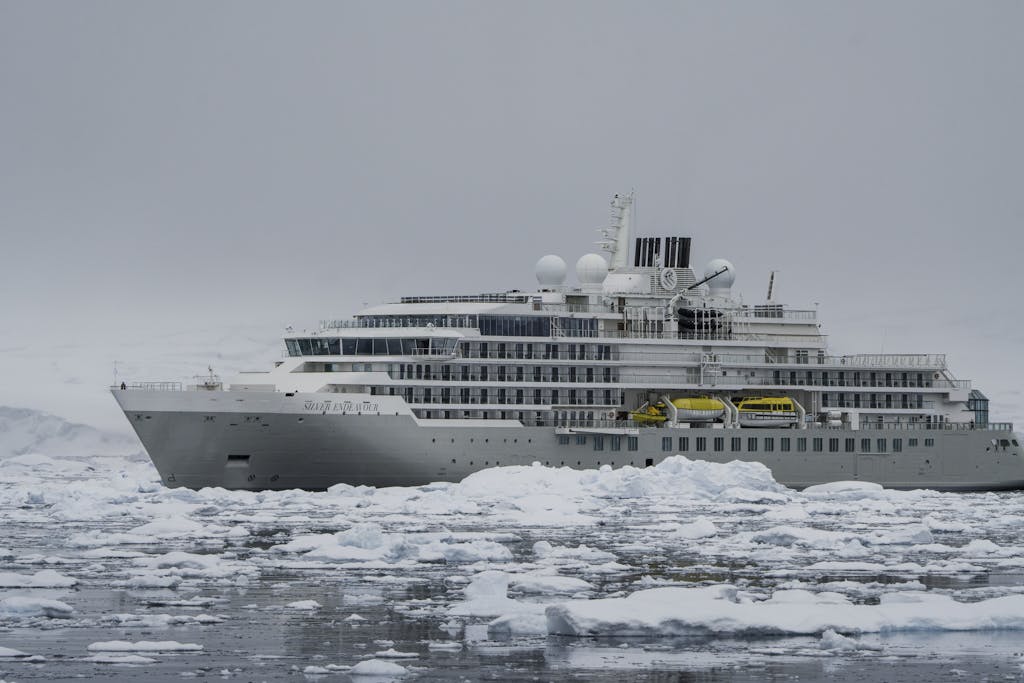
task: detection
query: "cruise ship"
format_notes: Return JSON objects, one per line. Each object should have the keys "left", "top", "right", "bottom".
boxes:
{"left": 113, "top": 193, "right": 1024, "bottom": 491}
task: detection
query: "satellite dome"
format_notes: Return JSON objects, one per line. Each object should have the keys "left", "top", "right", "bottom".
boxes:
{"left": 534, "top": 255, "right": 567, "bottom": 286}
{"left": 576, "top": 253, "right": 609, "bottom": 285}
{"left": 704, "top": 258, "right": 736, "bottom": 293}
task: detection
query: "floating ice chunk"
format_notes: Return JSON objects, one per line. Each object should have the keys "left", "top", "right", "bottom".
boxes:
{"left": 874, "top": 526, "right": 933, "bottom": 545}
{"left": 533, "top": 541, "right": 615, "bottom": 562}
{"left": 304, "top": 664, "right": 331, "bottom": 674}
{"left": 488, "top": 611, "right": 550, "bottom": 636}
{"left": 819, "top": 628, "right": 880, "bottom": 652}
{"left": 286, "top": 600, "right": 321, "bottom": 610}
{"left": 426, "top": 641, "right": 462, "bottom": 651}
{"left": 508, "top": 572, "right": 593, "bottom": 595}
{"left": 87, "top": 640, "right": 203, "bottom": 652}
{"left": 0, "top": 569, "right": 77, "bottom": 588}
{"left": 669, "top": 516, "right": 719, "bottom": 540}
{"left": 84, "top": 654, "right": 158, "bottom": 664}
{"left": 961, "top": 539, "right": 1003, "bottom": 555}
{"left": 0, "top": 596, "right": 74, "bottom": 618}
{"left": 750, "top": 526, "right": 859, "bottom": 549}
{"left": 374, "top": 648, "right": 418, "bottom": 658}
{"left": 545, "top": 584, "right": 1024, "bottom": 637}
{"left": 344, "top": 613, "right": 366, "bottom": 622}
{"left": 0, "top": 646, "right": 29, "bottom": 657}
{"left": 836, "top": 540, "right": 871, "bottom": 558}
{"left": 349, "top": 658, "right": 408, "bottom": 676}
{"left": 801, "top": 481, "right": 888, "bottom": 500}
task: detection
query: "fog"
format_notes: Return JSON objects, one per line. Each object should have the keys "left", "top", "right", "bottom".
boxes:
{"left": 2, "top": 1, "right": 1022, "bottom": 430}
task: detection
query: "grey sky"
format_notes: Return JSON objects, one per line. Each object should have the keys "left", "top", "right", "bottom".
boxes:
{"left": 2, "top": 1, "right": 1022, "bottom": 424}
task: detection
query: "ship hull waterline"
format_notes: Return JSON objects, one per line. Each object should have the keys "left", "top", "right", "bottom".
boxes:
{"left": 115, "top": 390, "right": 1024, "bottom": 492}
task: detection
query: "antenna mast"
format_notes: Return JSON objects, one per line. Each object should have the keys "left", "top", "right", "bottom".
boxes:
{"left": 597, "top": 191, "right": 635, "bottom": 272}
{"left": 766, "top": 270, "right": 777, "bottom": 302}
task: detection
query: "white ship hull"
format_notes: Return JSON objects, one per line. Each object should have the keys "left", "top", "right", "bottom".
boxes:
{"left": 115, "top": 389, "right": 1024, "bottom": 492}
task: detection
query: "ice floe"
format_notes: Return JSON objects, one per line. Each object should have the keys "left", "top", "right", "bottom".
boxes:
{"left": 544, "top": 585, "right": 1024, "bottom": 637}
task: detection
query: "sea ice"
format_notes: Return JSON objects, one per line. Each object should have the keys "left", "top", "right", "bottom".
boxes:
{"left": 544, "top": 585, "right": 1024, "bottom": 637}
{"left": 0, "top": 568, "right": 77, "bottom": 588}
{"left": 87, "top": 640, "right": 204, "bottom": 652}
{"left": 0, "top": 596, "right": 74, "bottom": 619}
{"left": 349, "top": 658, "right": 408, "bottom": 675}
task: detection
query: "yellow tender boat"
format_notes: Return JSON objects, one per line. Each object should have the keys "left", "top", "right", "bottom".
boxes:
{"left": 736, "top": 397, "right": 798, "bottom": 428}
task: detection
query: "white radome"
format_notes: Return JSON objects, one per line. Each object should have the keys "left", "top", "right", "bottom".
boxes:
{"left": 575, "top": 253, "right": 609, "bottom": 285}
{"left": 704, "top": 258, "right": 736, "bottom": 292}
{"left": 535, "top": 255, "right": 567, "bottom": 286}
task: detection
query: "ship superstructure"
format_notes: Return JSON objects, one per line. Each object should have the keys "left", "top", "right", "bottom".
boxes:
{"left": 114, "top": 193, "right": 1024, "bottom": 490}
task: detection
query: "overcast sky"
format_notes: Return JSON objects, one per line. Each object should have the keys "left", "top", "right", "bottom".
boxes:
{"left": 2, "top": 1, "right": 1022, "bottom": 426}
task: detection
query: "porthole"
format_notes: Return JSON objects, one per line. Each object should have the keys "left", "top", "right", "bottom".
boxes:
{"left": 432, "top": 438, "right": 436, "bottom": 443}
{"left": 297, "top": 417, "right": 304, "bottom": 422}
{"left": 451, "top": 459, "right": 456, "bottom": 464}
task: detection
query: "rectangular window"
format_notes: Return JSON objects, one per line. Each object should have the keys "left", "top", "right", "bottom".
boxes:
{"left": 861, "top": 438, "right": 871, "bottom": 453}
{"left": 764, "top": 437, "right": 774, "bottom": 452}
{"left": 731, "top": 437, "right": 741, "bottom": 451}
{"left": 924, "top": 438, "right": 934, "bottom": 447}
{"left": 877, "top": 438, "right": 887, "bottom": 453}
{"left": 797, "top": 438, "right": 807, "bottom": 452}
{"left": 627, "top": 436, "right": 639, "bottom": 451}
{"left": 575, "top": 435, "right": 587, "bottom": 445}
{"left": 829, "top": 438, "right": 839, "bottom": 453}
{"left": 611, "top": 436, "right": 621, "bottom": 451}
{"left": 558, "top": 435, "right": 570, "bottom": 445}
{"left": 780, "top": 437, "right": 791, "bottom": 452}
{"left": 747, "top": 437, "right": 757, "bottom": 452}
{"left": 845, "top": 438, "right": 855, "bottom": 452}
{"left": 662, "top": 437, "right": 673, "bottom": 452}
{"left": 594, "top": 436, "right": 604, "bottom": 451}
{"left": 714, "top": 437, "right": 724, "bottom": 452}
{"left": 909, "top": 438, "right": 918, "bottom": 447}
{"left": 893, "top": 438, "right": 902, "bottom": 453}
{"left": 679, "top": 437, "right": 689, "bottom": 452}
{"left": 813, "top": 437, "right": 823, "bottom": 452}
{"left": 696, "top": 437, "right": 707, "bottom": 452}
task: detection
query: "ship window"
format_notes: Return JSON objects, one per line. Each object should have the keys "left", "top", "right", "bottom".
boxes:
{"left": 356, "top": 339, "right": 372, "bottom": 355}
{"left": 387, "top": 338, "right": 402, "bottom": 354}
{"left": 828, "top": 438, "right": 839, "bottom": 453}
{"left": 747, "top": 437, "right": 757, "bottom": 452}
{"left": 797, "top": 438, "right": 807, "bottom": 452}
{"left": 1013, "top": 440, "right": 1020, "bottom": 447}
{"left": 731, "top": 437, "right": 741, "bottom": 452}
{"left": 285, "top": 339, "right": 300, "bottom": 356}
{"left": 714, "top": 437, "right": 724, "bottom": 452}
{"left": 611, "top": 436, "right": 621, "bottom": 451}
{"left": 861, "top": 438, "right": 871, "bottom": 453}
{"left": 576, "top": 435, "right": 586, "bottom": 445}
{"left": 627, "top": 437, "right": 638, "bottom": 451}
{"left": 662, "top": 437, "right": 672, "bottom": 452}
{"left": 764, "top": 437, "right": 774, "bottom": 452}
{"left": 695, "top": 437, "right": 706, "bottom": 452}
{"left": 679, "top": 437, "right": 689, "bottom": 451}
{"left": 909, "top": 438, "right": 918, "bottom": 447}
{"left": 813, "top": 438, "right": 823, "bottom": 452}
{"left": 877, "top": 438, "right": 887, "bottom": 453}
{"left": 298, "top": 339, "right": 313, "bottom": 355}
{"left": 845, "top": 438, "right": 855, "bottom": 452}
{"left": 924, "top": 438, "right": 934, "bottom": 447}
{"left": 594, "top": 436, "right": 604, "bottom": 451}
{"left": 893, "top": 438, "right": 902, "bottom": 452}
{"left": 558, "top": 434, "right": 571, "bottom": 446}
{"left": 780, "top": 437, "right": 790, "bottom": 452}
